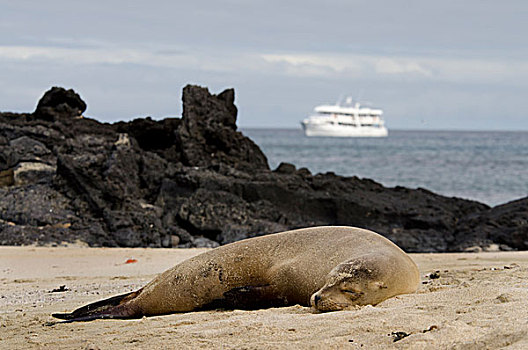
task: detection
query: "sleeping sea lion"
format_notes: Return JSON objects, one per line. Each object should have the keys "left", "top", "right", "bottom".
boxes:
{"left": 53, "top": 226, "right": 420, "bottom": 321}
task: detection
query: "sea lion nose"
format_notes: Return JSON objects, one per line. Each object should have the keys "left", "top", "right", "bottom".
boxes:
{"left": 313, "top": 294, "right": 321, "bottom": 306}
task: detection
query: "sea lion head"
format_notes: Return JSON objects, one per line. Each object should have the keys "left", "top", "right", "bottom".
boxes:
{"left": 310, "top": 258, "right": 389, "bottom": 312}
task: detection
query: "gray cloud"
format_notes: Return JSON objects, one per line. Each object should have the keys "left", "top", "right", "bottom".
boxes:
{"left": 1, "top": 1, "right": 527, "bottom": 130}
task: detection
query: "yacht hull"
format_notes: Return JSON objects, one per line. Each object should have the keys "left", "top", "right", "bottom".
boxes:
{"left": 301, "top": 121, "right": 388, "bottom": 137}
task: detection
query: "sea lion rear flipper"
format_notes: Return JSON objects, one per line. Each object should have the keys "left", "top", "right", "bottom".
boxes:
{"left": 52, "top": 289, "right": 142, "bottom": 322}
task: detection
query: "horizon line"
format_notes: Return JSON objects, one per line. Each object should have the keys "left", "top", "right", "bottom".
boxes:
{"left": 240, "top": 127, "right": 528, "bottom": 133}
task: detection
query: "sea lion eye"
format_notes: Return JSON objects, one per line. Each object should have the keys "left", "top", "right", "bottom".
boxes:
{"left": 341, "top": 289, "right": 360, "bottom": 298}
{"left": 341, "top": 289, "right": 363, "bottom": 301}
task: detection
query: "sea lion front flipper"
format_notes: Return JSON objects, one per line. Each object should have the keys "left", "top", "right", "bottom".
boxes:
{"left": 52, "top": 289, "right": 142, "bottom": 322}
{"left": 202, "top": 284, "right": 288, "bottom": 310}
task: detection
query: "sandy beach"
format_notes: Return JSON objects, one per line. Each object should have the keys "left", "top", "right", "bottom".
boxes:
{"left": 1, "top": 246, "right": 527, "bottom": 349}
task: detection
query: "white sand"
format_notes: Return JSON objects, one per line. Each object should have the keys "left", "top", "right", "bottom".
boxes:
{"left": 1, "top": 246, "right": 527, "bottom": 349}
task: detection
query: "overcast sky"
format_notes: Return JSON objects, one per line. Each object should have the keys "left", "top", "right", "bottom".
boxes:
{"left": 1, "top": 1, "right": 527, "bottom": 130}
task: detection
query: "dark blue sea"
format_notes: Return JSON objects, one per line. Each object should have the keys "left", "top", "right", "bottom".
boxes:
{"left": 243, "top": 129, "right": 528, "bottom": 206}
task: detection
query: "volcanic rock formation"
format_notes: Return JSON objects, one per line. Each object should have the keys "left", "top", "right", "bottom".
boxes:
{"left": 0, "top": 86, "right": 526, "bottom": 252}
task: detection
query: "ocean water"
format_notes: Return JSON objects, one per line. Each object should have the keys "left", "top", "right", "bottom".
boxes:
{"left": 243, "top": 129, "right": 528, "bottom": 206}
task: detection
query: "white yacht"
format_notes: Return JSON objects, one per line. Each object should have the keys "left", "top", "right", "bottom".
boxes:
{"left": 301, "top": 97, "right": 388, "bottom": 137}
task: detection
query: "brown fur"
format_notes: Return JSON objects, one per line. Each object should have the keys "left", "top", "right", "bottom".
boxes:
{"left": 53, "top": 226, "right": 420, "bottom": 321}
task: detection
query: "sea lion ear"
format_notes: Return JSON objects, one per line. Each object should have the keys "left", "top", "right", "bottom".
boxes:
{"left": 372, "top": 281, "right": 388, "bottom": 290}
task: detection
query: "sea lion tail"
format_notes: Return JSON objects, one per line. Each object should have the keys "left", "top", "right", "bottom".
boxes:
{"left": 52, "top": 289, "right": 142, "bottom": 322}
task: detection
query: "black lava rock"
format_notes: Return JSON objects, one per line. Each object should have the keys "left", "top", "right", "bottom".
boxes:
{"left": 33, "top": 87, "right": 87, "bottom": 121}
{"left": 0, "top": 85, "right": 526, "bottom": 252}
